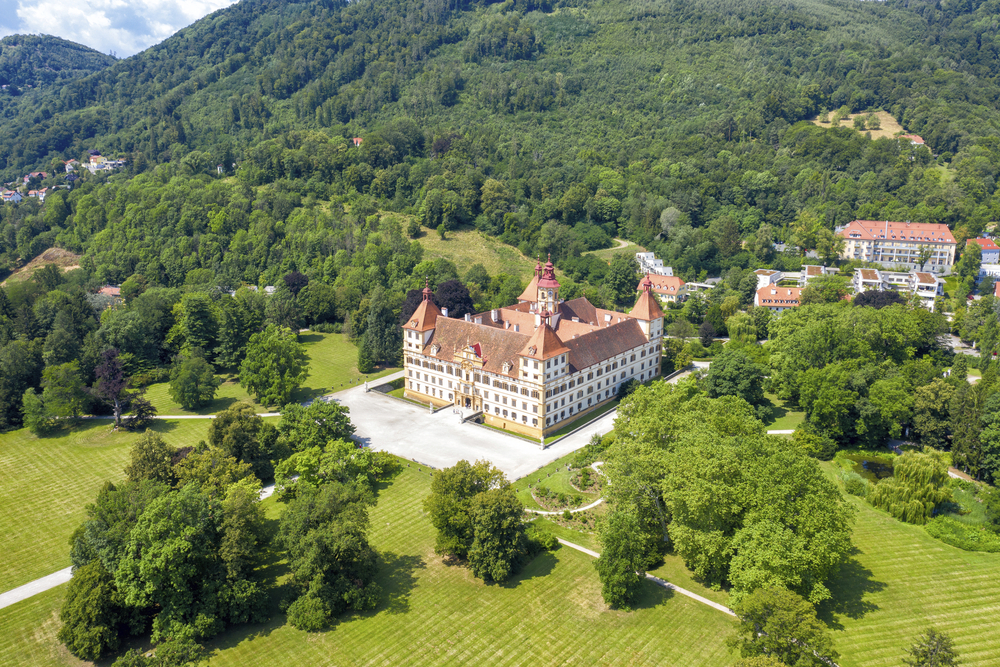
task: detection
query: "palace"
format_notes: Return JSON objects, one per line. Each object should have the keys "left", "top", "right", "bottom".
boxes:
{"left": 401, "top": 258, "right": 664, "bottom": 440}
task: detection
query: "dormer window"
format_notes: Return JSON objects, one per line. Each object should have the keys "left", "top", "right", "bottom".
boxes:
{"left": 528, "top": 346, "right": 537, "bottom": 355}
{"left": 502, "top": 362, "right": 511, "bottom": 373}
{"left": 431, "top": 344, "right": 440, "bottom": 355}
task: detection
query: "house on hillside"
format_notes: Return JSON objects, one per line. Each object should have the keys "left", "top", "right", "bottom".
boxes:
{"left": 907, "top": 271, "right": 944, "bottom": 310}
{"left": 899, "top": 134, "right": 925, "bottom": 146}
{"left": 799, "top": 265, "right": 835, "bottom": 287}
{"left": 853, "top": 268, "right": 884, "bottom": 293}
{"left": 98, "top": 285, "right": 123, "bottom": 308}
{"left": 640, "top": 273, "right": 686, "bottom": 303}
{"left": 63, "top": 159, "right": 79, "bottom": 172}
{"left": 754, "top": 269, "right": 782, "bottom": 291}
{"left": 353, "top": 138, "right": 363, "bottom": 147}
{"left": 635, "top": 252, "right": 673, "bottom": 276}
{"left": 23, "top": 171, "right": 47, "bottom": 184}
{"left": 27, "top": 188, "right": 48, "bottom": 202}
{"left": 0, "top": 190, "right": 22, "bottom": 203}
{"left": 755, "top": 286, "right": 801, "bottom": 313}
{"left": 968, "top": 238, "right": 1000, "bottom": 265}
{"left": 838, "top": 220, "right": 956, "bottom": 273}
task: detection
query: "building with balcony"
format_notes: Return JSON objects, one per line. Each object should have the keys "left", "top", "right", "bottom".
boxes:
{"left": 635, "top": 252, "right": 673, "bottom": 276}
{"left": 839, "top": 220, "right": 956, "bottom": 273}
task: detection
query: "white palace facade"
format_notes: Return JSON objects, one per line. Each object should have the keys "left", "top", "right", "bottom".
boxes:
{"left": 401, "top": 258, "right": 664, "bottom": 439}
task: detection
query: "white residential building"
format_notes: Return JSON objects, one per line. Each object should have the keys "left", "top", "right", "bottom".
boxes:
{"left": 635, "top": 252, "right": 673, "bottom": 276}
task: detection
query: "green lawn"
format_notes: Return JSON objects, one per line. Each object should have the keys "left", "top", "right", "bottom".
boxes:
{"left": 0, "top": 420, "right": 214, "bottom": 593}
{"left": 512, "top": 453, "right": 602, "bottom": 510}
{"left": 202, "top": 466, "right": 739, "bottom": 666}
{"left": 763, "top": 392, "right": 806, "bottom": 431}
{"left": 819, "top": 463, "right": 1000, "bottom": 666}
{"left": 144, "top": 332, "right": 398, "bottom": 414}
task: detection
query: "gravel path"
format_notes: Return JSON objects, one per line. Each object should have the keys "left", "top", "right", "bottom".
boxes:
{"left": 555, "top": 538, "right": 735, "bottom": 617}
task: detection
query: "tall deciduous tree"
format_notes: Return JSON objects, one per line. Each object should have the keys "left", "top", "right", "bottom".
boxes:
{"left": 277, "top": 400, "right": 355, "bottom": 453}
{"left": 58, "top": 560, "right": 125, "bottom": 661}
{"left": 208, "top": 402, "right": 281, "bottom": 481}
{"left": 278, "top": 481, "right": 381, "bottom": 631}
{"left": 239, "top": 324, "right": 308, "bottom": 407}
{"left": 606, "top": 253, "right": 638, "bottom": 307}
{"left": 903, "top": 628, "right": 961, "bottom": 667}
{"left": 363, "top": 285, "right": 401, "bottom": 365}
{"left": 467, "top": 487, "right": 529, "bottom": 584}
{"left": 729, "top": 586, "right": 839, "bottom": 667}
{"left": 91, "top": 348, "right": 156, "bottom": 429}
{"left": 704, "top": 348, "right": 766, "bottom": 408}
{"left": 168, "top": 350, "right": 221, "bottom": 410}
{"left": 42, "top": 360, "right": 86, "bottom": 418}
{"left": 124, "top": 430, "right": 177, "bottom": 486}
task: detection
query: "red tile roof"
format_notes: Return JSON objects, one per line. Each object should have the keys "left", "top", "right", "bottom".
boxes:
{"left": 995, "top": 282, "right": 1000, "bottom": 299}
{"left": 404, "top": 285, "right": 442, "bottom": 332}
{"left": 839, "top": 220, "right": 956, "bottom": 244}
{"left": 968, "top": 238, "right": 1000, "bottom": 252}
{"left": 520, "top": 322, "right": 570, "bottom": 361}
{"left": 756, "top": 286, "right": 801, "bottom": 307}
{"left": 517, "top": 274, "right": 539, "bottom": 302}
{"left": 642, "top": 273, "right": 685, "bottom": 295}
{"left": 631, "top": 277, "right": 665, "bottom": 321}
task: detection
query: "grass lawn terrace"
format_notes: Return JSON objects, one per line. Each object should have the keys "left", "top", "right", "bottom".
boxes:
{"left": 145, "top": 332, "right": 398, "bottom": 414}
{"left": 0, "top": 419, "right": 215, "bottom": 593}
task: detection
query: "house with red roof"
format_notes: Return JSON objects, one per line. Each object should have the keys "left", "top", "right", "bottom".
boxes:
{"left": 641, "top": 273, "right": 686, "bottom": 303}
{"left": 899, "top": 134, "right": 925, "bottom": 146}
{"left": 968, "top": 238, "right": 1000, "bottom": 265}
{"left": 402, "top": 258, "right": 663, "bottom": 439}
{"left": 838, "top": 220, "right": 957, "bottom": 273}
{"left": 755, "top": 286, "right": 802, "bottom": 313}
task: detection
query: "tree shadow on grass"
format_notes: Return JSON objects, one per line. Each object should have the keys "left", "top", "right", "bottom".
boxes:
{"left": 632, "top": 575, "right": 677, "bottom": 610}
{"left": 375, "top": 552, "right": 426, "bottom": 615}
{"left": 500, "top": 549, "right": 558, "bottom": 589}
{"left": 816, "top": 549, "right": 886, "bottom": 630}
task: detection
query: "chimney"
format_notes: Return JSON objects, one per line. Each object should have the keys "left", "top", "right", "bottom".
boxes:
{"left": 442, "top": 307, "right": 449, "bottom": 318}
{"left": 491, "top": 309, "right": 499, "bottom": 322}
{"left": 505, "top": 321, "right": 510, "bottom": 329}
{"left": 464, "top": 313, "right": 471, "bottom": 322}
{"left": 475, "top": 317, "right": 482, "bottom": 324}
{"left": 514, "top": 324, "right": 519, "bottom": 332}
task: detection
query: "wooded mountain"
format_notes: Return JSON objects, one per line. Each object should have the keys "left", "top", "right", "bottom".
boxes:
{"left": 0, "top": 34, "right": 116, "bottom": 90}
{"left": 3, "top": 0, "right": 1000, "bottom": 286}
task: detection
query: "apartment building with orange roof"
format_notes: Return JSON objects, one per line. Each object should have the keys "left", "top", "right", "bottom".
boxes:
{"left": 838, "top": 220, "right": 956, "bottom": 273}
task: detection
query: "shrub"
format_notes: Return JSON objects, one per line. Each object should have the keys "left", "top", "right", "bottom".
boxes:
{"left": 557, "top": 492, "right": 567, "bottom": 504}
{"left": 536, "top": 485, "right": 549, "bottom": 497}
{"left": 525, "top": 525, "right": 558, "bottom": 553}
{"left": 311, "top": 322, "right": 342, "bottom": 334}
{"left": 840, "top": 471, "right": 869, "bottom": 497}
{"left": 562, "top": 509, "right": 572, "bottom": 520}
{"left": 925, "top": 516, "right": 1000, "bottom": 552}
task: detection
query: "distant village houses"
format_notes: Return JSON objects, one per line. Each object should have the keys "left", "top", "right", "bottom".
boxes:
{"left": 1, "top": 190, "right": 22, "bottom": 203}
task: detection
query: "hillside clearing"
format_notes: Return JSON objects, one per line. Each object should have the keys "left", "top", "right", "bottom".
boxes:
{"left": 0, "top": 248, "right": 82, "bottom": 286}
{"left": 810, "top": 110, "right": 905, "bottom": 140}
{"left": 417, "top": 228, "right": 540, "bottom": 282}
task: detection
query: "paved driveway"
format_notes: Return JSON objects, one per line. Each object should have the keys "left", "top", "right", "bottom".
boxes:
{"left": 334, "top": 373, "right": 616, "bottom": 480}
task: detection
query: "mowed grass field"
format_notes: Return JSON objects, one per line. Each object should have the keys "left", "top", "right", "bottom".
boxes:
{"left": 0, "top": 420, "right": 214, "bottom": 593}
{"left": 7, "top": 456, "right": 1000, "bottom": 665}
{"left": 0, "top": 467, "right": 739, "bottom": 667}
{"left": 145, "top": 332, "right": 398, "bottom": 414}
{"left": 417, "top": 228, "right": 540, "bottom": 281}
{"left": 823, "top": 486, "right": 1000, "bottom": 666}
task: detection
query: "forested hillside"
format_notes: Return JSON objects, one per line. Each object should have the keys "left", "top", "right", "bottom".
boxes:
{"left": 6, "top": 0, "right": 1000, "bottom": 429}
{"left": 4, "top": 0, "right": 1000, "bottom": 285}
{"left": 0, "top": 35, "right": 116, "bottom": 90}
